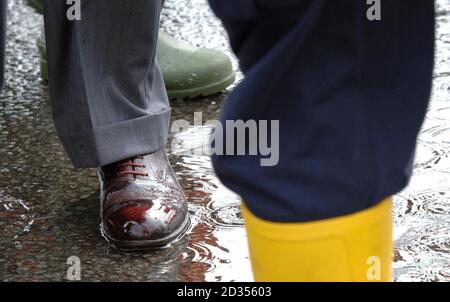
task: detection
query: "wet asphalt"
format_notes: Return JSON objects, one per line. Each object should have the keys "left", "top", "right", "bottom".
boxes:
{"left": 0, "top": 0, "right": 449, "bottom": 281}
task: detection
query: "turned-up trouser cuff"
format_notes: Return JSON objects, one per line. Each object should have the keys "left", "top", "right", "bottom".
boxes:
{"left": 42, "top": 0, "right": 168, "bottom": 168}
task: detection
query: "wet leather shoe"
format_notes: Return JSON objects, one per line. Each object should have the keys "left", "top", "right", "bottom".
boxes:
{"left": 98, "top": 149, "right": 190, "bottom": 249}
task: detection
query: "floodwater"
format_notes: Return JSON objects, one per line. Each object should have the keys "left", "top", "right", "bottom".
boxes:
{"left": 0, "top": 0, "right": 449, "bottom": 282}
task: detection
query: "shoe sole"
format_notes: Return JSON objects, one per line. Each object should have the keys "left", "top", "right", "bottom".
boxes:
{"left": 100, "top": 212, "right": 191, "bottom": 250}
{"left": 167, "top": 72, "right": 236, "bottom": 99}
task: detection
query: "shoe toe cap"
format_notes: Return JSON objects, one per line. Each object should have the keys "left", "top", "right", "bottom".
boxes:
{"left": 104, "top": 200, "right": 187, "bottom": 242}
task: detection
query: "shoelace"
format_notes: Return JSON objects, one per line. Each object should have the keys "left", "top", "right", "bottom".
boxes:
{"left": 116, "top": 156, "right": 149, "bottom": 177}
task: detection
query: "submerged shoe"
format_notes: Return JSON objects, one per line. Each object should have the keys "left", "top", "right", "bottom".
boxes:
{"left": 99, "top": 149, "right": 190, "bottom": 249}
{"left": 35, "top": 28, "right": 235, "bottom": 97}
{"left": 242, "top": 198, "right": 393, "bottom": 281}
{"left": 157, "top": 31, "right": 235, "bottom": 99}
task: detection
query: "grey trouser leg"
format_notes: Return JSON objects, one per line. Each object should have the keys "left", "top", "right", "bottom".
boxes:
{"left": 43, "top": 0, "right": 169, "bottom": 168}
{"left": 0, "top": 0, "right": 6, "bottom": 90}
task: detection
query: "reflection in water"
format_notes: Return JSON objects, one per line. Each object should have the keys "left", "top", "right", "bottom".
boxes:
{"left": 0, "top": 0, "right": 449, "bottom": 281}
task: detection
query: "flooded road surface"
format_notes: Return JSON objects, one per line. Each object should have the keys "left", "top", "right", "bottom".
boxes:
{"left": 392, "top": 0, "right": 450, "bottom": 281}
{"left": 0, "top": 0, "right": 449, "bottom": 281}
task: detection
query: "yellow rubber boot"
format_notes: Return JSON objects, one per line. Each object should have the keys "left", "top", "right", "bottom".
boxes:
{"left": 242, "top": 198, "right": 393, "bottom": 282}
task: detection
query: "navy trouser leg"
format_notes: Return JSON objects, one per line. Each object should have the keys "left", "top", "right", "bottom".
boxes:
{"left": 209, "top": 0, "right": 435, "bottom": 222}
{"left": 0, "top": 0, "right": 6, "bottom": 90}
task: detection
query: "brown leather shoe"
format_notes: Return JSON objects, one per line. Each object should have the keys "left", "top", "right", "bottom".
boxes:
{"left": 98, "top": 149, "right": 190, "bottom": 249}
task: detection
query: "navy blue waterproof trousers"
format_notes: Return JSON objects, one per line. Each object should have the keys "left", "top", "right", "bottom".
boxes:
{"left": 209, "top": 0, "right": 435, "bottom": 222}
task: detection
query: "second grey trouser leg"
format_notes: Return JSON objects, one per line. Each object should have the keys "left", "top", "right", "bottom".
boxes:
{"left": 0, "top": 0, "right": 6, "bottom": 90}
{"left": 43, "top": 0, "right": 169, "bottom": 168}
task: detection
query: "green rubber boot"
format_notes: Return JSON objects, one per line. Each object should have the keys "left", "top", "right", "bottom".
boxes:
{"left": 156, "top": 32, "right": 235, "bottom": 98}
{"left": 29, "top": 0, "right": 235, "bottom": 98}
{"left": 27, "top": 0, "right": 43, "bottom": 14}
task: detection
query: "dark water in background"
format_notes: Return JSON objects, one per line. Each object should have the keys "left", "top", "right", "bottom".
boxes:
{"left": 0, "top": 0, "right": 449, "bottom": 281}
